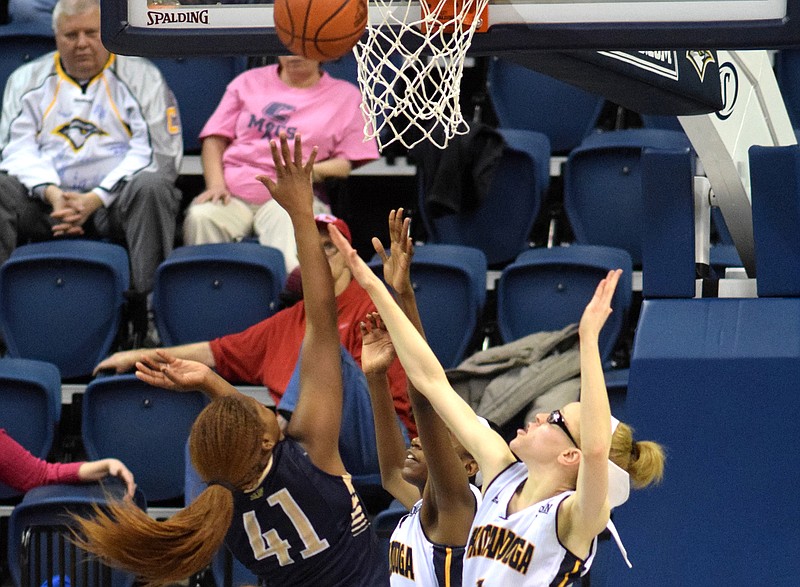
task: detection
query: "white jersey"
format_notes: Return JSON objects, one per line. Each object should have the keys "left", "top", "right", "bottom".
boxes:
{"left": 0, "top": 51, "right": 182, "bottom": 206}
{"left": 389, "top": 484, "right": 482, "bottom": 587}
{"left": 463, "top": 463, "right": 596, "bottom": 587}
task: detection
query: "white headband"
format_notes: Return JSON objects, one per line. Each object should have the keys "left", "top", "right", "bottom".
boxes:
{"left": 472, "top": 413, "right": 632, "bottom": 510}
{"left": 607, "top": 416, "right": 633, "bottom": 568}
{"left": 608, "top": 415, "right": 631, "bottom": 509}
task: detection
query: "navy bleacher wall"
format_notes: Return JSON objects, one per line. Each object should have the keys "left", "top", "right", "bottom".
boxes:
{"left": 591, "top": 298, "right": 800, "bottom": 585}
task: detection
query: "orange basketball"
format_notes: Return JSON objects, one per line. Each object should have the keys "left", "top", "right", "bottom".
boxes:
{"left": 274, "top": 0, "right": 368, "bottom": 62}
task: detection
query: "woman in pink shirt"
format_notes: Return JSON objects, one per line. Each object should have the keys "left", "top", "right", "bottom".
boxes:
{"left": 0, "top": 429, "right": 136, "bottom": 497}
{"left": 183, "top": 56, "right": 379, "bottom": 273}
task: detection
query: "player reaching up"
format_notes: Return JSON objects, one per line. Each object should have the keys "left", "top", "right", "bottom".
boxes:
{"left": 71, "top": 134, "right": 389, "bottom": 586}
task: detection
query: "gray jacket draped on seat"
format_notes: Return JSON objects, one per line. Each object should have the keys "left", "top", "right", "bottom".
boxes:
{"left": 447, "top": 323, "right": 581, "bottom": 426}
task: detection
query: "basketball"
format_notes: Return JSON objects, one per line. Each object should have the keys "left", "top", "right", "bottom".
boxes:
{"left": 274, "top": 0, "right": 368, "bottom": 62}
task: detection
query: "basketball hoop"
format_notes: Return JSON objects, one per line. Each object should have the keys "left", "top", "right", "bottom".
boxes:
{"left": 353, "top": 0, "right": 490, "bottom": 150}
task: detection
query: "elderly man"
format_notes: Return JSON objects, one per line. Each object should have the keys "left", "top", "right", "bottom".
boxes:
{"left": 0, "top": 0, "right": 183, "bottom": 309}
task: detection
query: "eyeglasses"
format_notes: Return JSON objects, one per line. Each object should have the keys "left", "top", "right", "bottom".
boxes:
{"left": 322, "top": 241, "right": 339, "bottom": 257}
{"left": 548, "top": 410, "right": 578, "bottom": 447}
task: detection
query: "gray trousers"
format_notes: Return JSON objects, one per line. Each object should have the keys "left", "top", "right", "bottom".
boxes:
{"left": 0, "top": 172, "right": 181, "bottom": 294}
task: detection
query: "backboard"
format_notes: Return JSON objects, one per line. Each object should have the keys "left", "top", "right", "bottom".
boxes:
{"left": 102, "top": 0, "right": 800, "bottom": 57}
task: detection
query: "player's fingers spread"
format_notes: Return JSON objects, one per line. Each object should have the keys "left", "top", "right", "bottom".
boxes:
{"left": 372, "top": 237, "right": 387, "bottom": 259}
{"left": 293, "top": 133, "right": 303, "bottom": 166}
{"left": 279, "top": 133, "right": 292, "bottom": 165}
{"left": 269, "top": 140, "right": 283, "bottom": 173}
{"left": 305, "top": 145, "right": 318, "bottom": 169}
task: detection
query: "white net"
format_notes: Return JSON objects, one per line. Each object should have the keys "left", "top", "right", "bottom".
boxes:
{"left": 353, "top": 0, "right": 490, "bottom": 150}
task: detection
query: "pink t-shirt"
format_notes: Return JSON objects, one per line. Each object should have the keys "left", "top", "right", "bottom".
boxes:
{"left": 200, "top": 64, "right": 379, "bottom": 205}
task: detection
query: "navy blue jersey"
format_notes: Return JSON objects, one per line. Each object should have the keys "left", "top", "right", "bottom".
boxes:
{"left": 224, "top": 438, "right": 389, "bottom": 586}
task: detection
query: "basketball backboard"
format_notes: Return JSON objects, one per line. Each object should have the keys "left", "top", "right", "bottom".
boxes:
{"left": 103, "top": 0, "right": 800, "bottom": 57}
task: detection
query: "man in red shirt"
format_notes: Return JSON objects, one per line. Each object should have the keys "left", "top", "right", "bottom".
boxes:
{"left": 95, "top": 214, "right": 414, "bottom": 436}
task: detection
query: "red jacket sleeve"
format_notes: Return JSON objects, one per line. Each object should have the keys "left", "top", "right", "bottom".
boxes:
{"left": 0, "top": 429, "right": 83, "bottom": 492}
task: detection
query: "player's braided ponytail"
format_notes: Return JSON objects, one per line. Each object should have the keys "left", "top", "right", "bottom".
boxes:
{"left": 72, "top": 396, "right": 267, "bottom": 585}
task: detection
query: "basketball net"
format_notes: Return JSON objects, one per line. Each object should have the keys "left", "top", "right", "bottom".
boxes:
{"left": 353, "top": 0, "right": 490, "bottom": 150}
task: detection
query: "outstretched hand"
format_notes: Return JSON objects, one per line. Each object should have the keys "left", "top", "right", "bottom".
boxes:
{"left": 372, "top": 208, "right": 414, "bottom": 296}
{"left": 256, "top": 133, "right": 317, "bottom": 219}
{"left": 579, "top": 269, "right": 622, "bottom": 340}
{"left": 360, "top": 312, "right": 397, "bottom": 376}
{"left": 135, "top": 349, "right": 210, "bottom": 392}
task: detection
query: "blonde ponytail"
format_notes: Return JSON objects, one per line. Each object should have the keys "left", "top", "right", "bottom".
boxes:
{"left": 610, "top": 422, "right": 666, "bottom": 489}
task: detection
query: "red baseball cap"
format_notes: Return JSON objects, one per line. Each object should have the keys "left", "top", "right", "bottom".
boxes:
{"left": 315, "top": 213, "right": 352, "bottom": 244}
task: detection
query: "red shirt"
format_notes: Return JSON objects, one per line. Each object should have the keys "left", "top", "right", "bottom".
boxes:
{"left": 210, "top": 280, "right": 415, "bottom": 435}
{"left": 0, "top": 429, "right": 83, "bottom": 493}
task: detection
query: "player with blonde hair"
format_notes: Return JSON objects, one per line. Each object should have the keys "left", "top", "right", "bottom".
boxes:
{"left": 328, "top": 225, "right": 665, "bottom": 585}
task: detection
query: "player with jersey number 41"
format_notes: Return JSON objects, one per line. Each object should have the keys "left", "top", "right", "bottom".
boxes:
{"left": 70, "top": 133, "right": 390, "bottom": 587}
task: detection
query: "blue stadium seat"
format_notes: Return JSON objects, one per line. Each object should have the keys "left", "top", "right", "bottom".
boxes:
{"left": 371, "top": 244, "right": 487, "bottom": 369}
{"left": 0, "top": 358, "right": 61, "bottom": 501}
{"left": 152, "top": 242, "right": 286, "bottom": 346}
{"left": 496, "top": 245, "right": 632, "bottom": 366}
{"left": 589, "top": 297, "right": 800, "bottom": 585}
{"left": 0, "top": 23, "right": 54, "bottom": 112}
{"left": 8, "top": 482, "right": 146, "bottom": 587}
{"left": 150, "top": 56, "right": 246, "bottom": 154}
{"left": 82, "top": 374, "right": 208, "bottom": 504}
{"left": 0, "top": 240, "right": 130, "bottom": 379}
{"left": 564, "top": 129, "right": 693, "bottom": 269}
{"left": 416, "top": 128, "right": 551, "bottom": 267}
{"left": 487, "top": 57, "right": 605, "bottom": 154}
{"left": 709, "top": 244, "right": 743, "bottom": 277}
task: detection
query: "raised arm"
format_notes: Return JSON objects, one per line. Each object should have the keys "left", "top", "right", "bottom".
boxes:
{"left": 375, "top": 209, "right": 478, "bottom": 540}
{"left": 256, "top": 134, "right": 345, "bottom": 475}
{"left": 361, "top": 313, "right": 419, "bottom": 508}
{"left": 328, "top": 224, "right": 515, "bottom": 487}
{"left": 95, "top": 342, "right": 215, "bottom": 375}
{"left": 135, "top": 349, "right": 238, "bottom": 401}
{"left": 561, "top": 270, "right": 621, "bottom": 548}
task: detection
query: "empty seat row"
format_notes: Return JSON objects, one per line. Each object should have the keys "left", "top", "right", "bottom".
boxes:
{"left": 417, "top": 122, "right": 724, "bottom": 277}
{"left": 368, "top": 242, "right": 634, "bottom": 371}
{"left": 0, "top": 240, "right": 287, "bottom": 380}
{"left": 1, "top": 238, "right": 635, "bottom": 380}
{"left": 0, "top": 358, "right": 205, "bottom": 587}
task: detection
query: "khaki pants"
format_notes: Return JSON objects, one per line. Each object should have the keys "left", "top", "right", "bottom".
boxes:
{"left": 182, "top": 196, "right": 330, "bottom": 273}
